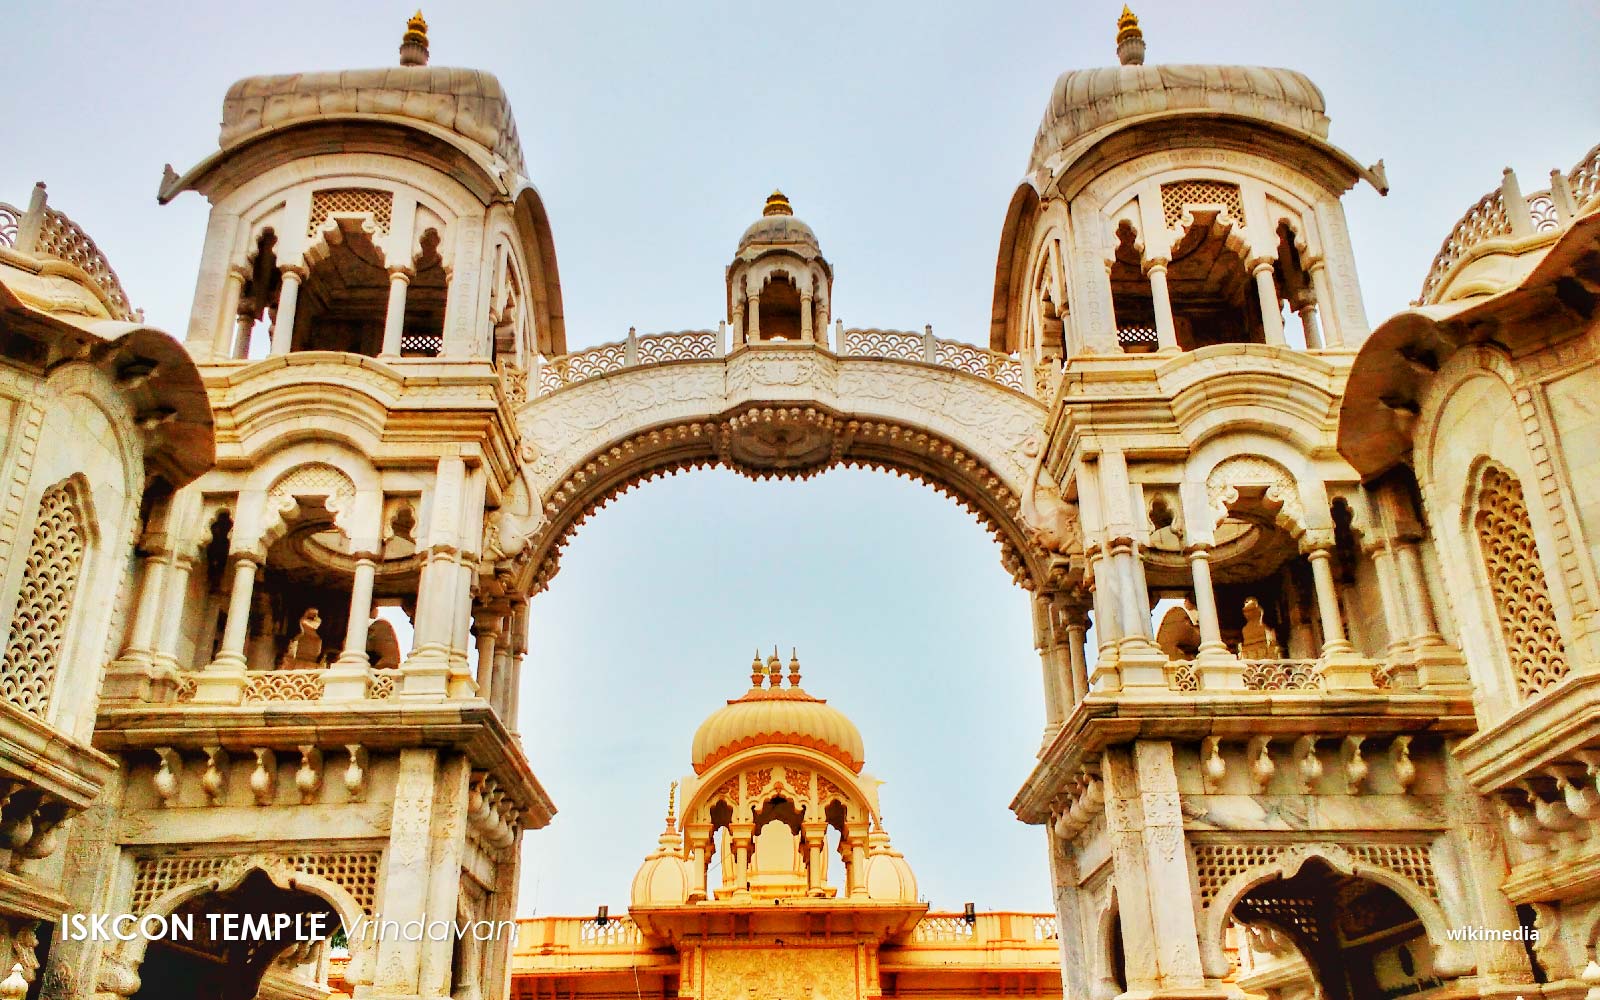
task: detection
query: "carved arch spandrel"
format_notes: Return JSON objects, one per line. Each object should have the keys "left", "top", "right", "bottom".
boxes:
{"left": 510, "top": 352, "right": 1058, "bottom": 593}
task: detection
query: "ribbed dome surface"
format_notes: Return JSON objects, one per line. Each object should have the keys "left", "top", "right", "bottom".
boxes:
{"left": 692, "top": 678, "right": 864, "bottom": 775}
{"left": 737, "top": 214, "right": 819, "bottom": 253}
{"left": 1029, "top": 63, "right": 1329, "bottom": 176}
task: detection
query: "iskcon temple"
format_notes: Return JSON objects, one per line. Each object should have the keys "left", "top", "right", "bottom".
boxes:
{"left": 0, "top": 6, "right": 1597, "bottom": 1000}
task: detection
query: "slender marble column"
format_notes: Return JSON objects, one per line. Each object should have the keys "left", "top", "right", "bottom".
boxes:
{"left": 1251, "top": 260, "right": 1285, "bottom": 346}
{"left": 1307, "top": 546, "right": 1353, "bottom": 655}
{"left": 269, "top": 266, "right": 305, "bottom": 355}
{"left": 1146, "top": 259, "right": 1178, "bottom": 351}
{"left": 213, "top": 267, "right": 247, "bottom": 358}
{"left": 211, "top": 555, "right": 259, "bottom": 669}
{"left": 380, "top": 267, "right": 412, "bottom": 356}
{"left": 1187, "top": 546, "right": 1228, "bottom": 656}
{"left": 1395, "top": 540, "right": 1446, "bottom": 646}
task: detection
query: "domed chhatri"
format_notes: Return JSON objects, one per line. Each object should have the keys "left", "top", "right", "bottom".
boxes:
{"left": 735, "top": 190, "right": 821, "bottom": 254}
{"left": 630, "top": 651, "right": 918, "bottom": 916}
{"left": 691, "top": 649, "right": 865, "bottom": 774}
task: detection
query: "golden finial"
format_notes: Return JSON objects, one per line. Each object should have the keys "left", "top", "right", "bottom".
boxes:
{"left": 788, "top": 648, "right": 802, "bottom": 687}
{"left": 667, "top": 781, "right": 678, "bottom": 823}
{"left": 751, "top": 649, "right": 765, "bottom": 688}
{"left": 400, "top": 10, "right": 431, "bottom": 67}
{"left": 1116, "top": 6, "right": 1146, "bottom": 66}
{"left": 763, "top": 190, "right": 794, "bottom": 217}
{"left": 767, "top": 646, "right": 782, "bottom": 687}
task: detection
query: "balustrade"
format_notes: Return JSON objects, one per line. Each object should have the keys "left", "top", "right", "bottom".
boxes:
{"left": 533, "top": 325, "right": 1038, "bottom": 399}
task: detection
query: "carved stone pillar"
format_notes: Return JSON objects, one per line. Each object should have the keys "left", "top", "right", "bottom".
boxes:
{"left": 472, "top": 608, "right": 504, "bottom": 703}
{"left": 747, "top": 293, "right": 761, "bottom": 342}
{"left": 380, "top": 266, "right": 412, "bottom": 357}
{"left": 1250, "top": 259, "right": 1285, "bottom": 346}
{"left": 1394, "top": 539, "right": 1445, "bottom": 647}
{"left": 800, "top": 292, "right": 814, "bottom": 342}
{"left": 269, "top": 265, "right": 305, "bottom": 355}
{"left": 1145, "top": 258, "right": 1179, "bottom": 352}
{"left": 1188, "top": 545, "right": 1243, "bottom": 690}
{"left": 1033, "top": 593, "right": 1067, "bottom": 736}
{"left": 1056, "top": 594, "right": 1091, "bottom": 708}
{"left": 212, "top": 265, "right": 248, "bottom": 358}
{"left": 151, "top": 552, "right": 196, "bottom": 674}
{"left": 1305, "top": 543, "right": 1353, "bottom": 655}
{"left": 1087, "top": 546, "right": 1121, "bottom": 691}
{"left": 194, "top": 553, "right": 258, "bottom": 703}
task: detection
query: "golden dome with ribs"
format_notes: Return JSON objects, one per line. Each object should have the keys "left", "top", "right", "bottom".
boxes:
{"left": 691, "top": 650, "right": 864, "bottom": 775}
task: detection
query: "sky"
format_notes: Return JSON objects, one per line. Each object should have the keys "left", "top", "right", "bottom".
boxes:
{"left": 7, "top": 2, "right": 1597, "bottom": 917}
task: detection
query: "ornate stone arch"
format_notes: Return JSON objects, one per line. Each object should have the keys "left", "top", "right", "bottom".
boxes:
{"left": 1195, "top": 842, "right": 1470, "bottom": 981}
{"left": 236, "top": 442, "right": 383, "bottom": 555}
{"left": 1091, "top": 881, "right": 1122, "bottom": 1000}
{"left": 105, "top": 853, "right": 372, "bottom": 994}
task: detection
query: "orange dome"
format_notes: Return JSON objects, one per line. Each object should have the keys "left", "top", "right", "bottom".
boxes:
{"left": 691, "top": 652, "right": 865, "bottom": 775}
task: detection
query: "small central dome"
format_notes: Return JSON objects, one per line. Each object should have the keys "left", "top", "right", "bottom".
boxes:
{"left": 691, "top": 650, "right": 865, "bottom": 774}
{"left": 737, "top": 191, "right": 820, "bottom": 253}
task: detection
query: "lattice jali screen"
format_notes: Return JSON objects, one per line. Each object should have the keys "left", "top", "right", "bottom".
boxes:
{"left": 1160, "top": 181, "right": 1246, "bottom": 229}
{"left": 1474, "top": 464, "right": 1571, "bottom": 699}
{"left": 2, "top": 481, "right": 86, "bottom": 719}
{"left": 1193, "top": 844, "right": 1284, "bottom": 908}
{"left": 308, "top": 188, "right": 394, "bottom": 237}
{"left": 269, "top": 463, "right": 356, "bottom": 511}
{"left": 1192, "top": 843, "right": 1440, "bottom": 910}
{"left": 131, "top": 851, "right": 383, "bottom": 916}
{"left": 1348, "top": 844, "right": 1437, "bottom": 898}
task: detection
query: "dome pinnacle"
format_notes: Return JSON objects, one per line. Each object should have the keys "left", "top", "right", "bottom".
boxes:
{"left": 1116, "top": 6, "right": 1146, "bottom": 66}
{"left": 400, "top": 10, "right": 430, "bottom": 67}
{"left": 763, "top": 190, "right": 794, "bottom": 217}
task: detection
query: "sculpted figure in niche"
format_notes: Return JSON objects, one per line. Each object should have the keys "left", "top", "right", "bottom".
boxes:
{"left": 1156, "top": 600, "right": 1201, "bottom": 660}
{"left": 366, "top": 617, "right": 402, "bottom": 669}
{"left": 1237, "top": 598, "right": 1281, "bottom": 659}
{"left": 280, "top": 608, "right": 325, "bottom": 668}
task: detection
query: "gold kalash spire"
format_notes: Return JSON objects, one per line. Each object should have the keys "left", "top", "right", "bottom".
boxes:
{"left": 1116, "top": 6, "right": 1146, "bottom": 66}
{"left": 400, "top": 10, "right": 430, "bottom": 67}
{"left": 763, "top": 190, "right": 794, "bottom": 217}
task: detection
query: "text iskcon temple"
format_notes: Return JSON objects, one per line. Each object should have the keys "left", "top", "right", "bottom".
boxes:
{"left": 0, "top": 6, "right": 1597, "bottom": 1000}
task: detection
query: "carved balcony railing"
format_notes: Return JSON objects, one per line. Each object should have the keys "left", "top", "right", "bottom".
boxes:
{"left": 910, "top": 912, "right": 1063, "bottom": 947}
{"left": 1419, "top": 142, "right": 1600, "bottom": 303}
{"left": 1, "top": 183, "right": 136, "bottom": 321}
{"left": 173, "top": 666, "right": 405, "bottom": 704}
{"left": 533, "top": 325, "right": 1042, "bottom": 399}
{"left": 1161, "top": 658, "right": 1399, "bottom": 693}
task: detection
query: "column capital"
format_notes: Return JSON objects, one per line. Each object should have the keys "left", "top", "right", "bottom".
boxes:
{"left": 226, "top": 549, "right": 264, "bottom": 568}
{"left": 386, "top": 265, "right": 415, "bottom": 283}
{"left": 279, "top": 263, "right": 309, "bottom": 281}
{"left": 1247, "top": 256, "right": 1277, "bottom": 276}
{"left": 1141, "top": 256, "right": 1171, "bottom": 275}
{"left": 226, "top": 263, "right": 251, "bottom": 283}
{"left": 1299, "top": 529, "right": 1337, "bottom": 554}
{"left": 1182, "top": 542, "right": 1214, "bottom": 558}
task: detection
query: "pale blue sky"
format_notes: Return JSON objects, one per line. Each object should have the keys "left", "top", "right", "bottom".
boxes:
{"left": 7, "top": 2, "right": 1596, "bottom": 916}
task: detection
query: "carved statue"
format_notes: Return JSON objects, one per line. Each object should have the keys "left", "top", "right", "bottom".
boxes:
{"left": 279, "top": 608, "right": 325, "bottom": 668}
{"left": 484, "top": 465, "right": 549, "bottom": 562}
{"left": 1237, "top": 597, "right": 1281, "bottom": 659}
{"left": 365, "top": 617, "right": 402, "bottom": 669}
{"left": 1020, "top": 475, "right": 1080, "bottom": 557}
{"left": 1156, "top": 600, "right": 1202, "bottom": 660}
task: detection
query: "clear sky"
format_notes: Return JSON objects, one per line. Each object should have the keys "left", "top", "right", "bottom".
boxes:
{"left": 7, "top": 2, "right": 1596, "bottom": 917}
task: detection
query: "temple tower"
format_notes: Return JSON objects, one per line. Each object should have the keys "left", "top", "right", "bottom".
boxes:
{"left": 51, "top": 15, "right": 557, "bottom": 1000}
{"left": 1003, "top": 10, "right": 1540, "bottom": 1000}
